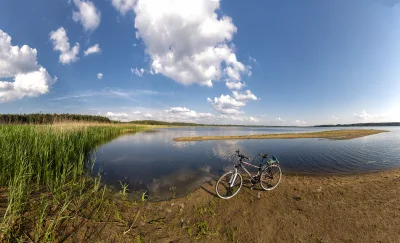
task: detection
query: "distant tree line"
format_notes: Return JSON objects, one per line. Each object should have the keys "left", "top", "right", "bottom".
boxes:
{"left": 128, "top": 120, "right": 303, "bottom": 127}
{"left": 0, "top": 113, "right": 111, "bottom": 124}
{"left": 128, "top": 120, "right": 205, "bottom": 126}
{"left": 315, "top": 122, "right": 400, "bottom": 127}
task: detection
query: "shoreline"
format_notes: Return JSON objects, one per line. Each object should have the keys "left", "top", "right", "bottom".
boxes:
{"left": 68, "top": 167, "right": 400, "bottom": 242}
{"left": 173, "top": 129, "right": 388, "bottom": 141}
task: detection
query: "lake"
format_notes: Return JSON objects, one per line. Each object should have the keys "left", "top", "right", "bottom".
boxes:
{"left": 93, "top": 127, "right": 400, "bottom": 200}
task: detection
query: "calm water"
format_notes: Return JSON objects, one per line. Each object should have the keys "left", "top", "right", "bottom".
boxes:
{"left": 93, "top": 127, "right": 400, "bottom": 200}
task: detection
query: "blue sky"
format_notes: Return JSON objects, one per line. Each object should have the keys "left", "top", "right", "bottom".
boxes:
{"left": 1, "top": 0, "right": 400, "bottom": 125}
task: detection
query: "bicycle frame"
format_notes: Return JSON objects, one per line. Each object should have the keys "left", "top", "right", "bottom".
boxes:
{"left": 229, "top": 157, "right": 266, "bottom": 186}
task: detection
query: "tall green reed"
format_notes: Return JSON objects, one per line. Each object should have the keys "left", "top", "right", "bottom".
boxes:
{"left": 0, "top": 124, "right": 148, "bottom": 240}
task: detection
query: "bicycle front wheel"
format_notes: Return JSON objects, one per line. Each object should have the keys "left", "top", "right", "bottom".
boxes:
{"left": 260, "top": 164, "right": 282, "bottom": 191}
{"left": 215, "top": 171, "right": 242, "bottom": 199}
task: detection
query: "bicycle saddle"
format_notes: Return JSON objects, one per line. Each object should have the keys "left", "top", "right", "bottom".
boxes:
{"left": 259, "top": 153, "right": 268, "bottom": 158}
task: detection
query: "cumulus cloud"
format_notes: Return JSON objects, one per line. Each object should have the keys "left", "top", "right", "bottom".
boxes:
{"left": 332, "top": 116, "right": 339, "bottom": 120}
{"left": 208, "top": 89, "right": 259, "bottom": 115}
{"left": 143, "top": 113, "right": 153, "bottom": 118}
{"left": 207, "top": 94, "right": 245, "bottom": 114}
{"left": 0, "top": 29, "right": 56, "bottom": 103}
{"left": 165, "top": 106, "right": 214, "bottom": 119}
{"left": 104, "top": 107, "right": 264, "bottom": 125}
{"left": 354, "top": 110, "right": 375, "bottom": 121}
{"left": 276, "top": 117, "right": 285, "bottom": 122}
{"left": 249, "top": 116, "right": 259, "bottom": 122}
{"left": 111, "top": 0, "right": 136, "bottom": 15}
{"left": 230, "top": 116, "right": 244, "bottom": 122}
{"left": 295, "top": 120, "right": 306, "bottom": 124}
{"left": 72, "top": 0, "right": 101, "bottom": 32}
{"left": 106, "top": 111, "right": 129, "bottom": 121}
{"left": 225, "top": 81, "right": 245, "bottom": 90}
{"left": 232, "top": 90, "right": 258, "bottom": 102}
{"left": 97, "top": 73, "right": 103, "bottom": 79}
{"left": 84, "top": 44, "right": 101, "bottom": 56}
{"left": 113, "top": 0, "right": 249, "bottom": 87}
{"left": 49, "top": 27, "right": 80, "bottom": 64}
{"left": 131, "top": 67, "right": 145, "bottom": 77}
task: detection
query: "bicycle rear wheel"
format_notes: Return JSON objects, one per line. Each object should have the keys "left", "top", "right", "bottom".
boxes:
{"left": 260, "top": 164, "right": 282, "bottom": 191}
{"left": 215, "top": 171, "right": 242, "bottom": 199}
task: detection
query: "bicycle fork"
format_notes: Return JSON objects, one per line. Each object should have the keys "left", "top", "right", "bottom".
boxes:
{"left": 228, "top": 169, "right": 238, "bottom": 187}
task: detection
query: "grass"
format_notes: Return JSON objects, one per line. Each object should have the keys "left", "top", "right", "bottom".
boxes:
{"left": 173, "top": 129, "right": 388, "bottom": 141}
{"left": 119, "top": 181, "right": 129, "bottom": 199}
{"left": 0, "top": 123, "right": 156, "bottom": 241}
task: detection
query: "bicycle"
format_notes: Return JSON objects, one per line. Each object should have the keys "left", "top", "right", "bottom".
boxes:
{"left": 215, "top": 150, "right": 282, "bottom": 199}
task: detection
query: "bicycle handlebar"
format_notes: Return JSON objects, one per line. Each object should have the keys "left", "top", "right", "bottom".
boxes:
{"left": 235, "top": 150, "right": 249, "bottom": 160}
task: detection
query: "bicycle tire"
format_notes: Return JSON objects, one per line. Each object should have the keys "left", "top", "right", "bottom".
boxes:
{"left": 260, "top": 164, "right": 282, "bottom": 191}
{"left": 215, "top": 171, "right": 243, "bottom": 199}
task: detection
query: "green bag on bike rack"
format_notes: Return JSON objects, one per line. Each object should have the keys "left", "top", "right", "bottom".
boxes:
{"left": 269, "top": 156, "right": 280, "bottom": 164}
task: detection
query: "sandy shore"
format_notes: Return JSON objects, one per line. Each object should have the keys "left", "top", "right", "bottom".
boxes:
{"left": 173, "top": 129, "right": 388, "bottom": 141}
{"left": 71, "top": 168, "right": 400, "bottom": 242}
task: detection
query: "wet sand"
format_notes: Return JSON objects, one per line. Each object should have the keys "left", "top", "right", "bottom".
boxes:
{"left": 173, "top": 129, "right": 388, "bottom": 141}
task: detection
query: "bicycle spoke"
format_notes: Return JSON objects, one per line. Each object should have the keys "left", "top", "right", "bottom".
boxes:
{"left": 215, "top": 172, "right": 242, "bottom": 199}
{"left": 260, "top": 165, "right": 282, "bottom": 191}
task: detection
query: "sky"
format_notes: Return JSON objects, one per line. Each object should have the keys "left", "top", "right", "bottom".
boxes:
{"left": 1, "top": 0, "right": 400, "bottom": 125}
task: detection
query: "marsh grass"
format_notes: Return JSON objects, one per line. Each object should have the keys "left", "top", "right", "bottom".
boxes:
{"left": 0, "top": 123, "right": 152, "bottom": 241}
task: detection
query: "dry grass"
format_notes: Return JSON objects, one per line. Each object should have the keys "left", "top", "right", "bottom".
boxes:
{"left": 173, "top": 129, "right": 388, "bottom": 141}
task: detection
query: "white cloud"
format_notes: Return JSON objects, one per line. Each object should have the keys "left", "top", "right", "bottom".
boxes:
{"left": 249, "top": 116, "right": 259, "bottom": 122}
{"left": 249, "top": 56, "right": 257, "bottom": 63}
{"left": 165, "top": 106, "right": 214, "bottom": 119}
{"left": 112, "top": 0, "right": 137, "bottom": 15}
{"left": 106, "top": 111, "right": 129, "bottom": 121}
{"left": 332, "top": 116, "right": 339, "bottom": 120}
{"left": 101, "top": 107, "right": 267, "bottom": 125}
{"left": 230, "top": 116, "right": 243, "bottom": 121}
{"left": 84, "top": 44, "right": 101, "bottom": 56}
{"left": 143, "top": 113, "right": 153, "bottom": 118}
{"left": 208, "top": 90, "right": 259, "bottom": 115}
{"left": 51, "top": 88, "right": 159, "bottom": 101}
{"left": 131, "top": 67, "right": 145, "bottom": 77}
{"left": 72, "top": 0, "right": 101, "bottom": 32}
{"left": 0, "top": 29, "right": 56, "bottom": 103}
{"left": 276, "top": 117, "right": 285, "bottom": 122}
{"left": 353, "top": 110, "right": 388, "bottom": 122}
{"left": 232, "top": 90, "right": 258, "bottom": 102}
{"left": 207, "top": 94, "right": 245, "bottom": 114}
{"left": 97, "top": 73, "right": 103, "bottom": 79}
{"left": 113, "top": 0, "right": 249, "bottom": 87}
{"left": 49, "top": 27, "right": 80, "bottom": 64}
{"left": 295, "top": 120, "right": 306, "bottom": 124}
{"left": 225, "top": 81, "right": 245, "bottom": 90}
{"left": 354, "top": 110, "right": 373, "bottom": 121}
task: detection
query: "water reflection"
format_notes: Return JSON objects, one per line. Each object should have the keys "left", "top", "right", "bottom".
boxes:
{"left": 93, "top": 127, "right": 400, "bottom": 200}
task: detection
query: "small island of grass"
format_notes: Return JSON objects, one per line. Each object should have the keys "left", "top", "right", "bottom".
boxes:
{"left": 173, "top": 129, "right": 388, "bottom": 141}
